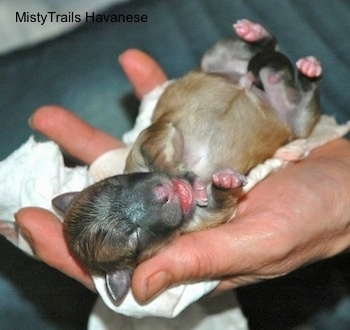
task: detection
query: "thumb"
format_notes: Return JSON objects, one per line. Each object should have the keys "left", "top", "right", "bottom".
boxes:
{"left": 131, "top": 215, "right": 278, "bottom": 303}
{"left": 131, "top": 231, "right": 218, "bottom": 303}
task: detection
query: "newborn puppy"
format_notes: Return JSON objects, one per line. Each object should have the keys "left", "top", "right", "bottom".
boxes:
{"left": 53, "top": 19, "right": 322, "bottom": 303}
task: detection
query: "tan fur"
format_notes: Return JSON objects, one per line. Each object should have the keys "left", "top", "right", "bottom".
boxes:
{"left": 125, "top": 71, "right": 292, "bottom": 231}
{"left": 58, "top": 22, "right": 322, "bottom": 303}
{"left": 127, "top": 71, "right": 292, "bottom": 175}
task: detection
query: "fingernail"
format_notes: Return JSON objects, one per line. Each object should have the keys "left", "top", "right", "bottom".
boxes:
{"left": 118, "top": 51, "right": 128, "bottom": 65}
{"left": 28, "top": 115, "right": 33, "bottom": 128}
{"left": 142, "top": 271, "right": 171, "bottom": 303}
{"left": 118, "top": 53, "right": 123, "bottom": 64}
{"left": 14, "top": 213, "right": 34, "bottom": 248}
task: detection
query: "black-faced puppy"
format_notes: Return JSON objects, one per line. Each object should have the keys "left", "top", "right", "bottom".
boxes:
{"left": 53, "top": 19, "right": 322, "bottom": 303}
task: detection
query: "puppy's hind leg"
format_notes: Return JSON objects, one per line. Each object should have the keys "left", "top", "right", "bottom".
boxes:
{"left": 201, "top": 19, "right": 277, "bottom": 82}
{"left": 233, "top": 19, "right": 277, "bottom": 50}
{"left": 247, "top": 51, "right": 322, "bottom": 138}
{"left": 293, "top": 56, "right": 322, "bottom": 137}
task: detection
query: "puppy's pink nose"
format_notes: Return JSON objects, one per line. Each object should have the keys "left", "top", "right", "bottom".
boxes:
{"left": 154, "top": 183, "right": 175, "bottom": 204}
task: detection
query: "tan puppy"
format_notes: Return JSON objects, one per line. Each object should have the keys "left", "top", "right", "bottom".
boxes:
{"left": 53, "top": 19, "right": 322, "bottom": 303}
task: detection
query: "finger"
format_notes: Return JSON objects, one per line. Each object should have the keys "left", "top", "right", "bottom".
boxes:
{"left": 131, "top": 227, "right": 234, "bottom": 303}
{"left": 15, "top": 207, "right": 95, "bottom": 291}
{"left": 119, "top": 49, "right": 167, "bottom": 99}
{"left": 131, "top": 214, "right": 284, "bottom": 303}
{"left": 30, "top": 105, "right": 123, "bottom": 164}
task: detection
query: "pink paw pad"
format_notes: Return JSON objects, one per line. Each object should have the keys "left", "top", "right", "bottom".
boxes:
{"left": 193, "top": 178, "right": 208, "bottom": 206}
{"left": 212, "top": 169, "right": 247, "bottom": 189}
{"left": 233, "top": 19, "right": 269, "bottom": 43}
{"left": 296, "top": 56, "right": 322, "bottom": 78}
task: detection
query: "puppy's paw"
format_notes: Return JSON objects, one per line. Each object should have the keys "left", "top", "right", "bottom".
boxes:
{"left": 212, "top": 169, "right": 247, "bottom": 189}
{"left": 233, "top": 19, "right": 270, "bottom": 43}
{"left": 296, "top": 56, "right": 322, "bottom": 78}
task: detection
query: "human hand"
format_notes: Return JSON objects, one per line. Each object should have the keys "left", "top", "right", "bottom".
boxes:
{"left": 15, "top": 50, "right": 350, "bottom": 305}
{"left": 15, "top": 49, "right": 167, "bottom": 291}
{"left": 130, "top": 138, "right": 350, "bottom": 302}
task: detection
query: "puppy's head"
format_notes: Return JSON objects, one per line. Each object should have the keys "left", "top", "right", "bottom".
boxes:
{"left": 52, "top": 172, "right": 195, "bottom": 303}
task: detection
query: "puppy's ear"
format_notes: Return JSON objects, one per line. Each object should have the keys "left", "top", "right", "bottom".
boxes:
{"left": 52, "top": 192, "right": 79, "bottom": 214}
{"left": 106, "top": 269, "right": 132, "bottom": 304}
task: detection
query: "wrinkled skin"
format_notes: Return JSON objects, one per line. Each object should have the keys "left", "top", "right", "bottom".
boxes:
{"left": 16, "top": 49, "right": 350, "bottom": 304}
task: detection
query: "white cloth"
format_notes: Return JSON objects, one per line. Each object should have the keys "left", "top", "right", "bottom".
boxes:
{"left": 88, "top": 291, "right": 248, "bottom": 330}
{"left": 0, "top": 136, "right": 94, "bottom": 254}
{"left": 0, "top": 81, "right": 349, "bottom": 327}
